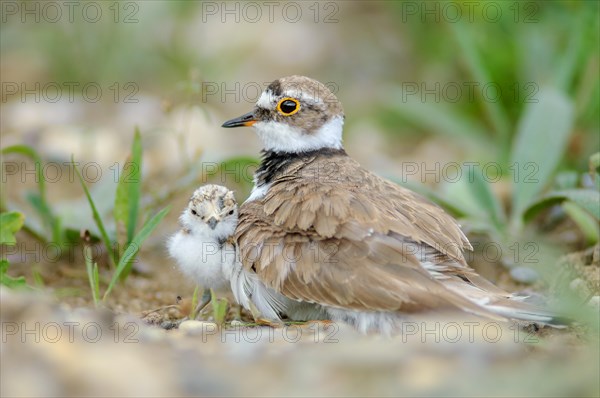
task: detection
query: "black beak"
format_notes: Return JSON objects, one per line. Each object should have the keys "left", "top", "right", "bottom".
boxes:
{"left": 207, "top": 217, "right": 218, "bottom": 230}
{"left": 221, "top": 111, "right": 257, "bottom": 128}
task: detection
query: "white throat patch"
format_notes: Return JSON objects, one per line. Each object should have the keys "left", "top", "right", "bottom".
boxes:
{"left": 254, "top": 116, "right": 344, "bottom": 153}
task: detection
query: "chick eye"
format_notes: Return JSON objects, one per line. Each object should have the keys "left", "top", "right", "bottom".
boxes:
{"left": 191, "top": 209, "right": 197, "bottom": 216}
{"left": 228, "top": 210, "right": 234, "bottom": 215}
{"left": 276, "top": 98, "right": 300, "bottom": 116}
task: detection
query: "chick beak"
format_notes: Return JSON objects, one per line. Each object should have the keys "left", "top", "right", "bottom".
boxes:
{"left": 221, "top": 111, "right": 256, "bottom": 128}
{"left": 207, "top": 217, "right": 218, "bottom": 230}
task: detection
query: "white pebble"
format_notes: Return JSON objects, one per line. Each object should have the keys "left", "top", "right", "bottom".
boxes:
{"left": 510, "top": 267, "right": 539, "bottom": 284}
{"left": 587, "top": 296, "right": 600, "bottom": 310}
{"left": 178, "top": 320, "right": 218, "bottom": 336}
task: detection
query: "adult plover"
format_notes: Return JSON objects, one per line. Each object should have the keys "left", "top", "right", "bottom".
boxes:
{"left": 167, "top": 184, "right": 238, "bottom": 316}
{"left": 222, "top": 75, "right": 562, "bottom": 334}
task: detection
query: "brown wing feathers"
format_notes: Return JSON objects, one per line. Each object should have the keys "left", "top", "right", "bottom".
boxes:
{"left": 236, "top": 150, "right": 497, "bottom": 316}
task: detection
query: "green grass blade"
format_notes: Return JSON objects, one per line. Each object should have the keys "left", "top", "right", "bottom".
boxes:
{"left": 113, "top": 129, "right": 142, "bottom": 253}
{"left": 93, "top": 263, "right": 100, "bottom": 304}
{"left": 190, "top": 286, "right": 200, "bottom": 318}
{"left": 103, "top": 206, "right": 170, "bottom": 300}
{"left": 84, "top": 244, "right": 100, "bottom": 306}
{"left": 127, "top": 128, "right": 143, "bottom": 245}
{"left": 113, "top": 159, "right": 130, "bottom": 254}
{"left": 72, "top": 156, "right": 117, "bottom": 268}
{"left": 210, "top": 289, "right": 228, "bottom": 325}
{"left": 32, "top": 269, "right": 45, "bottom": 288}
{"left": 510, "top": 88, "right": 575, "bottom": 228}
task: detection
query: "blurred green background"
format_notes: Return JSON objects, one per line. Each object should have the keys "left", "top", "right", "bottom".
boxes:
{"left": 2, "top": 1, "right": 597, "bottom": 165}
{"left": 2, "top": 0, "right": 598, "bottom": 260}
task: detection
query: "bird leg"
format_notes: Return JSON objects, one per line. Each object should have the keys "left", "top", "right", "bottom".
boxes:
{"left": 191, "top": 288, "right": 212, "bottom": 320}
{"left": 248, "top": 300, "right": 284, "bottom": 328}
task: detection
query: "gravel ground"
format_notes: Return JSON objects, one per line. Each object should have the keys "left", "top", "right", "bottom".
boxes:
{"left": 1, "top": 285, "right": 599, "bottom": 397}
{"left": 2, "top": 241, "right": 599, "bottom": 397}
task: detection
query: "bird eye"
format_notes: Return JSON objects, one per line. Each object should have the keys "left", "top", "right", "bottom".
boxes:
{"left": 191, "top": 209, "right": 197, "bottom": 215}
{"left": 276, "top": 98, "right": 300, "bottom": 116}
{"left": 228, "top": 210, "right": 234, "bottom": 215}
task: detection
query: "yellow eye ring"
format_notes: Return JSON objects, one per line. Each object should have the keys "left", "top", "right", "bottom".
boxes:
{"left": 276, "top": 97, "right": 300, "bottom": 116}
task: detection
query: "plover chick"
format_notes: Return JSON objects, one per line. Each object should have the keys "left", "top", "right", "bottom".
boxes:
{"left": 167, "top": 184, "right": 237, "bottom": 317}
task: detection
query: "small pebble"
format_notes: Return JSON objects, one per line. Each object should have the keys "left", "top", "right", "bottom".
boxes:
{"left": 178, "top": 320, "right": 218, "bottom": 336}
{"left": 586, "top": 296, "right": 600, "bottom": 310}
{"left": 568, "top": 278, "right": 591, "bottom": 299}
{"left": 569, "top": 278, "right": 585, "bottom": 290}
{"left": 510, "top": 267, "right": 539, "bottom": 284}
{"left": 161, "top": 320, "right": 179, "bottom": 330}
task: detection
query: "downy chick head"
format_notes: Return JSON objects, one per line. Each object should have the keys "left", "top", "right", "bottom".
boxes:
{"left": 179, "top": 185, "right": 238, "bottom": 239}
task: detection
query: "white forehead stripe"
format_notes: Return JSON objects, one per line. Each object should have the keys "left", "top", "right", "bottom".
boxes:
{"left": 256, "top": 88, "right": 325, "bottom": 109}
{"left": 257, "top": 90, "right": 273, "bottom": 108}
{"left": 284, "top": 89, "right": 324, "bottom": 105}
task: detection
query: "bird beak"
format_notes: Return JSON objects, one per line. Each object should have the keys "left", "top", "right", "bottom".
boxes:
{"left": 207, "top": 217, "right": 218, "bottom": 230}
{"left": 221, "top": 111, "right": 257, "bottom": 128}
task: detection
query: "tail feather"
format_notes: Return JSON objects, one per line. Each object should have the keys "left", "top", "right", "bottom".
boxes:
{"left": 485, "top": 300, "right": 568, "bottom": 327}
{"left": 442, "top": 274, "right": 570, "bottom": 327}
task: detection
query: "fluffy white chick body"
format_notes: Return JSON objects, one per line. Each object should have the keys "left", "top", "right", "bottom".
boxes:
{"left": 168, "top": 185, "right": 238, "bottom": 291}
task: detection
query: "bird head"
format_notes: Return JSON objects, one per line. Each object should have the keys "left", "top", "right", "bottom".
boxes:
{"left": 222, "top": 75, "right": 345, "bottom": 153}
{"left": 179, "top": 184, "right": 238, "bottom": 238}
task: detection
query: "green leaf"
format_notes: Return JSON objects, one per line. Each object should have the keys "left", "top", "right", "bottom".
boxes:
{"left": 0, "top": 212, "right": 25, "bottom": 245}
{"left": 554, "top": 10, "right": 587, "bottom": 92}
{"left": 72, "top": 156, "right": 117, "bottom": 268}
{"left": 465, "top": 165, "right": 506, "bottom": 229}
{"left": 103, "top": 206, "right": 170, "bottom": 300}
{"left": 0, "top": 259, "right": 27, "bottom": 288}
{"left": 554, "top": 171, "right": 580, "bottom": 190}
{"left": 562, "top": 202, "right": 599, "bottom": 244}
{"left": 433, "top": 164, "right": 505, "bottom": 231}
{"left": 523, "top": 189, "right": 600, "bottom": 222}
{"left": 589, "top": 152, "right": 600, "bottom": 174}
{"left": 25, "top": 193, "right": 62, "bottom": 244}
{"left": 510, "top": 88, "right": 575, "bottom": 225}
{"left": 450, "top": 22, "right": 510, "bottom": 154}
{"left": 1, "top": 145, "right": 59, "bottom": 242}
{"left": 385, "top": 87, "right": 492, "bottom": 151}
{"left": 1, "top": 145, "right": 46, "bottom": 199}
